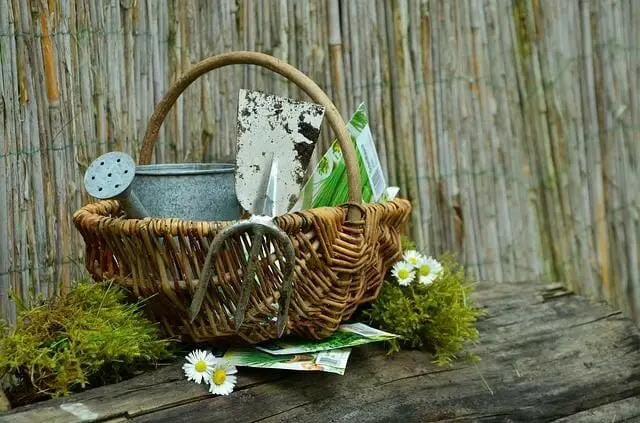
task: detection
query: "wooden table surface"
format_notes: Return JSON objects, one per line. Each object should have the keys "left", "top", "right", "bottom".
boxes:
{"left": 3, "top": 281, "right": 640, "bottom": 423}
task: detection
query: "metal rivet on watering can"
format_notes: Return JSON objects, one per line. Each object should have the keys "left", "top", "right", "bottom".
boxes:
{"left": 83, "top": 151, "right": 150, "bottom": 218}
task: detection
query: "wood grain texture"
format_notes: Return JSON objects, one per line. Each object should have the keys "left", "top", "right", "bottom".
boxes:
{"left": 552, "top": 396, "right": 640, "bottom": 422}
{"left": 3, "top": 281, "right": 639, "bottom": 423}
{"left": 0, "top": 0, "right": 639, "bottom": 324}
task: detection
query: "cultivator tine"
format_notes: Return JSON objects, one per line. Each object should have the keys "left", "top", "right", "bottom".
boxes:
{"left": 233, "top": 226, "right": 265, "bottom": 329}
{"left": 276, "top": 242, "right": 295, "bottom": 338}
{"left": 189, "top": 223, "right": 240, "bottom": 323}
{"left": 275, "top": 233, "right": 295, "bottom": 337}
{"left": 189, "top": 220, "right": 295, "bottom": 338}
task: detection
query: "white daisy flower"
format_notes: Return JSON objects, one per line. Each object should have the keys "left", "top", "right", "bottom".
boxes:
{"left": 392, "top": 261, "right": 415, "bottom": 286}
{"left": 416, "top": 256, "right": 443, "bottom": 285}
{"left": 182, "top": 349, "right": 217, "bottom": 384}
{"left": 208, "top": 360, "right": 238, "bottom": 396}
{"left": 403, "top": 250, "right": 424, "bottom": 268}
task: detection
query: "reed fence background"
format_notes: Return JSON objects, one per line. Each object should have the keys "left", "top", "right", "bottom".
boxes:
{"left": 1, "top": 0, "right": 639, "bottom": 325}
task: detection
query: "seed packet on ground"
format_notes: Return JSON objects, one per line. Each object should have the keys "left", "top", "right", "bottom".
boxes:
{"left": 289, "top": 103, "right": 388, "bottom": 211}
{"left": 223, "top": 348, "right": 351, "bottom": 375}
{"left": 253, "top": 322, "right": 399, "bottom": 356}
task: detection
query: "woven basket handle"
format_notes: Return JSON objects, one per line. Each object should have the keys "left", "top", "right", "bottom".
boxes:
{"left": 138, "top": 51, "right": 362, "bottom": 206}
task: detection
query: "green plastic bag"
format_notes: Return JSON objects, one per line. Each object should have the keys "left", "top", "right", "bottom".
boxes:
{"left": 289, "top": 103, "right": 388, "bottom": 211}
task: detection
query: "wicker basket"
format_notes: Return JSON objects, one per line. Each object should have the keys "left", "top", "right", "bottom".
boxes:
{"left": 73, "top": 51, "right": 412, "bottom": 344}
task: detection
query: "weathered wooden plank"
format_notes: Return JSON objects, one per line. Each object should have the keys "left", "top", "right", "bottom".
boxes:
{"left": 129, "top": 284, "right": 640, "bottom": 423}
{"left": 0, "top": 364, "right": 283, "bottom": 423}
{"left": 552, "top": 396, "right": 640, "bottom": 422}
{"left": 3, "top": 281, "right": 639, "bottom": 423}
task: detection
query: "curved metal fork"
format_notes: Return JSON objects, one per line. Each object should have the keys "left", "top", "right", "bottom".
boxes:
{"left": 189, "top": 221, "right": 295, "bottom": 337}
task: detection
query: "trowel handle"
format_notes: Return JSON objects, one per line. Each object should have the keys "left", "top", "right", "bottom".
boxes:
{"left": 138, "top": 51, "right": 363, "bottom": 211}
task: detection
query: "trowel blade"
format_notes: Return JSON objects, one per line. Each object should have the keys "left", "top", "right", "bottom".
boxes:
{"left": 235, "top": 89, "right": 325, "bottom": 216}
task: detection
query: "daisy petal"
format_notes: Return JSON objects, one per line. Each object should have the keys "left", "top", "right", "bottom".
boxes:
{"left": 416, "top": 256, "right": 443, "bottom": 285}
{"left": 392, "top": 261, "right": 416, "bottom": 285}
{"left": 403, "top": 250, "right": 425, "bottom": 267}
{"left": 183, "top": 350, "right": 217, "bottom": 384}
{"left": 208, "top": 363, "right": 238, "bottom": 395}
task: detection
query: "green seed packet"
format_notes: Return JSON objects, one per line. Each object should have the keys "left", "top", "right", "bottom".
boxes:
{"left": 223, "top": 348, "right": 351, "bottom": 375}
{"left": 253, "top": 322, "right": 399, "bottom": 356}
{"left": 289, "top": 103, "right": 388, "bottom": 211}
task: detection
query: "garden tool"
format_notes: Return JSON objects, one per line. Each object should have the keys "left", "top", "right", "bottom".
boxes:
{"left": 188, "top": 159, "right": 293, "bottom": 336}
{"left": 229, "top": 155, "right": 288, "bottom": 332}
{"left": 83, "top": 151, "right": 150, "bottom": 218}
{"left": 190, "top": 90, "right": 325, "bottom": 337}
{"left": 235, "top": 89, "right": 325, "bottom": 215}
{"left": 262, "top": 154, "right": 278, "bottom": 217}
{"left": 83, "top": 151, "right": 239, "bottom": 221}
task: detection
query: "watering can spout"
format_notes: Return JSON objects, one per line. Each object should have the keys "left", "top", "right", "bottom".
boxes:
{"left": 83, "top": 151, "right": 150, "bottom": 218}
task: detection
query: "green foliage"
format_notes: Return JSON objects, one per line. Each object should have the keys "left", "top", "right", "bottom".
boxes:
{"left": 364, "top": 251, "right": 486, "bottom": 366}
{"left": 401, "top": 235, "right": 417, "bottom": 252}
{"left": 0, "top": 280, "right": 172, "bottom": 405}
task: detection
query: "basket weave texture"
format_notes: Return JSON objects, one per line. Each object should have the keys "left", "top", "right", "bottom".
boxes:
{"left": 73, "top": 198, "right": 410, "bottom": 343}
{"left": 72, "top": 51, "right": 412, "bottom": 344}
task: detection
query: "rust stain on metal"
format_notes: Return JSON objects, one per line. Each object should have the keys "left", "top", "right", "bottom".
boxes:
{"left": 235, "top": 89, "right": 325, "bottom": 215}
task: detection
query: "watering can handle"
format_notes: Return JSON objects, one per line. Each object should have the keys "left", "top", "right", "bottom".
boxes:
{"left": 138, "top": 51, "right": 362, "bottom": 208}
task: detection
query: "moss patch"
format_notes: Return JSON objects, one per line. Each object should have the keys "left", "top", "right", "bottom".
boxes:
{"left": 361, "top": 237, "right": 486, "bottom": 366}
{"left": 0, "top": 280, "right": 173, "bottom": 407}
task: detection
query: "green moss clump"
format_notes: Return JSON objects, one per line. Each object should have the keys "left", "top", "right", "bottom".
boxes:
{"left": 364, "top": 248, "right": 486, "bottom": 366}
{"left": 0, "top": 280, "right": 173, "bottom": 405}
{"left": 401, "top": 234, "right": 417, "bottom": 252}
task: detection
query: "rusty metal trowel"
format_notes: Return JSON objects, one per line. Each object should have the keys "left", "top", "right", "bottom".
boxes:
{"left": 235, "top": 89, "right": 325, "bottom": 216}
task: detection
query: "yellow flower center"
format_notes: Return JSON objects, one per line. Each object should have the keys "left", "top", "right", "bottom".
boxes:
{"left": 194, "top": 360, "right": 208, "bottom": 373}
{"left": 398, "top": 268, "right": 410, "bottom": 279}
{"left": 213, "top": 369, "right": 227, "bottom": 385}
{"left": 419, "top": 265, "right": 431, "bottom": 276}
{"left": 408, "top": 257, "right": 418, "bottom": 265}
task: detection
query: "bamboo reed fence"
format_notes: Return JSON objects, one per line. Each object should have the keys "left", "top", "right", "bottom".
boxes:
{"left": 0, "top": 0, "right": 638, "bottom": 325}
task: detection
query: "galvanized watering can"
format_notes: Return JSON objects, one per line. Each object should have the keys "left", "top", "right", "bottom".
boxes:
{"left": 83, "top": 152, "right": 241, "bottom": 221}
{"left": 133, "top": 162, "right": 240, "bottom": 221}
